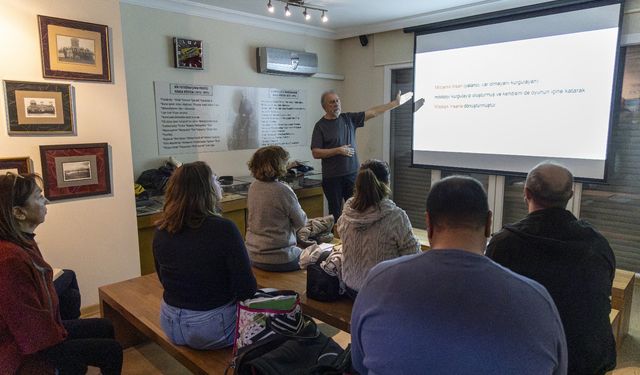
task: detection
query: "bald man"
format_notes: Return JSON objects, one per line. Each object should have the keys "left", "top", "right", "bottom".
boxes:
{"left": 486, "top": 161, "right": 616, "bottom": 375}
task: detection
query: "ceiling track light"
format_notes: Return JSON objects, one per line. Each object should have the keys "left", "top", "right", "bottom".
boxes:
{"left": 267, "top": 0, "right": 328, "bottom": 23}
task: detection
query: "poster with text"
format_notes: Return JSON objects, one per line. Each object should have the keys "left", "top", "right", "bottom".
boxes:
{"left": 154, "top": 82, "right": 307, "bottom": 155}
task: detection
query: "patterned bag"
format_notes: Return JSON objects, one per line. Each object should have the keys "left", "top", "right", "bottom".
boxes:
{"left": 232, "top": 289, "right": 303, "bottom": 357}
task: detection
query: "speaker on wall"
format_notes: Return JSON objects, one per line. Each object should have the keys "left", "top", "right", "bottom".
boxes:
{"left": 359, "top": 35, "right": 368, "bottom": 47}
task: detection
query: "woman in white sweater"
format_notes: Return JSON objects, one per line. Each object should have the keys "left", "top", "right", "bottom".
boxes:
{"left": 245, "top": 146, "right": 307, "bottom": 271}
{"left": 336, "top": 159, "right": 420, "bottom": 298}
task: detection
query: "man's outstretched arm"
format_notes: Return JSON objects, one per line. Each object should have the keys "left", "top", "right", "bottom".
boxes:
{"left": 364, "top": 91, "right": 413, "bottom": 121}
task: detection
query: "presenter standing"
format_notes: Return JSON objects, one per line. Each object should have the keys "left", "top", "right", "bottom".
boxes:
{"left": 311, "top": 90, "right": 413, "bottom": 220}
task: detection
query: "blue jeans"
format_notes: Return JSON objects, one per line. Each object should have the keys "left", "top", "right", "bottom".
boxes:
{"left": 160, "top": 300, "right": 236, "bottom": 350}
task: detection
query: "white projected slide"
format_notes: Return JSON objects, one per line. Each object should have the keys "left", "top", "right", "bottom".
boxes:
{"left": 413, "top": 28, "right": 618, "bottom": 161}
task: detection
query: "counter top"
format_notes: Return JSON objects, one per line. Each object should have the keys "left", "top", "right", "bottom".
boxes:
{"left": 136, "top": 181, "right": 322, "bottom": 217}
{"left": 136, "top": 192, "right": 248, "bottom": 217}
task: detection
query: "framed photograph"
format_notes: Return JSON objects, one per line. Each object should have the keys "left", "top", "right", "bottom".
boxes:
{"left": 38, "top": 15, "right": 111, "bottom": 82}
{"left": 39, "top": 143, "right": 111, "bottom": 201}
{"left": 174, "top": 37, "right": 203, "bottom": 70}
{"left": 3, "top": 80, "right": 75, "bottom": 135}
{"left": 0, "top": 157, "right": 32, "bottom": 175}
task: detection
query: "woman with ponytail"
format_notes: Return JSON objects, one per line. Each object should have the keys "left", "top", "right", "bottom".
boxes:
{"left": 336, "top": 160, "right": 420, "bottom": 299}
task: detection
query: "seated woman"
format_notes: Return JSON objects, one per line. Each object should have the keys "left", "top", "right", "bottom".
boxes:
{"left": 336, "top": 160, "right": 420, "bottom": 298}
{"left": 0, "top": 173, "right": 122, "bottom": 374}
{"left": 153, "top": 161, "right": 256, "bottom": 350}
{"left": 246, "top": 146, "right": 307, "bottom": 272}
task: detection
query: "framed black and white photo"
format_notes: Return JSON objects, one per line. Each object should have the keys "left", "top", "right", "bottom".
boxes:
{"left": 3, "top": 80, "right": 74, "bottom": 136}
{"left": 174, "top": 37, "right": 203, "bottom": 70}
{"left": 39, "top": 143, "right": 111, "bottom": 201}
{"left": 38, "top": 15, "right": 111, "bottom": 82}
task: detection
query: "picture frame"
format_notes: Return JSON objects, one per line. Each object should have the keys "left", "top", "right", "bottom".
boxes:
{"left": 174, "top": 37, "right": 204, "bottom": 70}
{"left": 0, "top": 157, "right": 32, "bottom": 175}
{"left": 39, "top": 143, "right": 111, "bottom": 201}
{"left": 3, "top": 80, "right": 75, "bottom": 136}
{"left": 38, "top": 15, "right": 111, "bottom": 82}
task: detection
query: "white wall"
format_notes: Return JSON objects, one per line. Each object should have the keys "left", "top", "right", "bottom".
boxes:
{"left": 121, "top": 4, "right": 343, "bottom": 178}
{"left": 338, "top": 30, "right": 413, "bottom": 163}
{"left": 0, "top": 0, "right": 140, "bottom": 306}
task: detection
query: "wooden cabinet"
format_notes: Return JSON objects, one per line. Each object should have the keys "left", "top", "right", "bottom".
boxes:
{"left": 296, "top": 187, "right": 324, "bottom": 218}
{"left": 136, "top": 213, "right": 161, "bottom": 276}
{"left": 136, "top": 186, "right": 323, "bottom": 275}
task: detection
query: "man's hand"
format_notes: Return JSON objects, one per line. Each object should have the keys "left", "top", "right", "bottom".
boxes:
{"left": 365, "top": 91, "right": 415, "bottom": 121}
{"left": 396, "top": 91, "right": 414, "bottom": 106}
{"left": 338, "top": 144, "right": 355, "bottom": 157}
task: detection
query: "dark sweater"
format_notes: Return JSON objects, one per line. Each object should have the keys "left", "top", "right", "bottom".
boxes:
{"left": 486, "top": 208, "right": 616, "bottom": 375}
{"left": 153, "top": 215, "right": 257, "bottom": 311}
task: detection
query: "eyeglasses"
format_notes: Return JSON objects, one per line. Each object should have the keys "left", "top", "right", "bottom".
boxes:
{"left": 5, "top": 172, "right": 25, "bottom": 205}
{"left": 6, "top": 172, "right": 24, "bottom": 188}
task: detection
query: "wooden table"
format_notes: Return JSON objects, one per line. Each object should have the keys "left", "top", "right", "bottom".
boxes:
{"left": 252, "top": 267, "right": 354, "bottom": 333}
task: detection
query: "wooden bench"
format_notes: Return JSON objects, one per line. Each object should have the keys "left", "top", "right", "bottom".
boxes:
{"left": 610, "top": 308, "right": 621, "bottom": 347}
{"left": 99, "top": 264, "right": 633, "bottom": 372}
{"left": 252, "top": 266, "right": 353, "bottom": 333}
{"left": 99, "top": 273, "right": 232, "bottom": 375}
{"left": 253, "top": 265, "right": 634, "bottom": 341}
{"left": 413, "top": 227, "right": 634, "bottom": 347}
{"left": 412, "top": 227, "right": 430, "bottom": 251}
{"left": 612, "top": 269, "right": 635, "bottom": 348}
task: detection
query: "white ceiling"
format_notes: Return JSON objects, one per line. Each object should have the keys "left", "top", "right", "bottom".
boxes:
{"left": 181, "top": 0, "right": 557, "bottom": 39}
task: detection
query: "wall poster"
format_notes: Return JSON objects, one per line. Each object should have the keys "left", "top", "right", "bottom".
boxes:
{"left": 153, "top": 82, "right": 307, "bottom": 155}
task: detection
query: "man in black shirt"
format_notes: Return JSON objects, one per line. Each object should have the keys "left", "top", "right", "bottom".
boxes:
{"left": 486, "top": 161, "right": 616, "bottom": 375}
{"left": 311, "top": 90, "right": 413, "bottom": 220}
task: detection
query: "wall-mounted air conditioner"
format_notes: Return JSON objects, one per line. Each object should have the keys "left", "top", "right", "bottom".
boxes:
{"left": 256, "top": 47, "right": 318, "bottom": 76}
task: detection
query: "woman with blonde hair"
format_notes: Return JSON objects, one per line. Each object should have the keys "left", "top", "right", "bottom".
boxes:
{"left": 0, "top": 173, "right": 122, "bottom": 374}
{"left": 153, "top": 161, "right": 256, "bottom": 349}
{"left": 246, "top": 146, "right": 307, "bottom": 271}
{"left": 336, "top": 159, "right": 420, "bottom": 298}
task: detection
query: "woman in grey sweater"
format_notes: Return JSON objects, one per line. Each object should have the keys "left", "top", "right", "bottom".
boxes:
{"left": 246, "top": 146, "right": 307, "bottom": 271}
{"left": 336, "top": 160, "right": 420, "bottom": 298}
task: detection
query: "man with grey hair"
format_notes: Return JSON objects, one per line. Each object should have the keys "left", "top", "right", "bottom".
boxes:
{"left": 486, "top": 161, "right": 616, "bottom": 375}
{"left": 311, "top": 90, "right": 413, "bottom": 220}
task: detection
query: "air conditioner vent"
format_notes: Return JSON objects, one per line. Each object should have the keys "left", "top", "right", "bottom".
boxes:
{"left": 256, "top": 47, "right": 318, "bottom": 76}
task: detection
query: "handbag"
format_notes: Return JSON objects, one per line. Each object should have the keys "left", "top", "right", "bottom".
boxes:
{"left": 232, "top": 289, "right": 303, "bottom": 357}
{"left": 307, "top": 251, "right": 340, "bottom": 302}
{"left": 307, "top": 263, "right": 340, "bottom": 302}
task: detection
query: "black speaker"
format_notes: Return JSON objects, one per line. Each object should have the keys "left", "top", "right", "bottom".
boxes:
{"left": 359, "top": 35, "right": 368, "bottom": 47}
